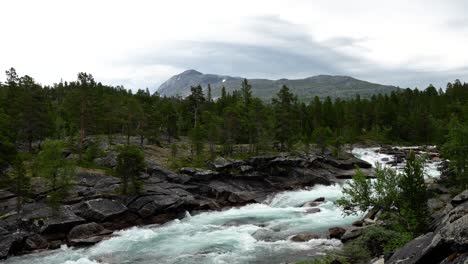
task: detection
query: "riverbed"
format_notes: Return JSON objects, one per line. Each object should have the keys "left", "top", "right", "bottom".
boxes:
{"left": 4, "top": 147, "right": 442, "bottom": 264}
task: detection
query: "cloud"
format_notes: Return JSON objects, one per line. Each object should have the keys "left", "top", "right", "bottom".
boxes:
{"left": 1, "top": 0, "right": 467, "bottom": 91}
{"left": 126, "top": 15, "right": 466, "bottom": 90}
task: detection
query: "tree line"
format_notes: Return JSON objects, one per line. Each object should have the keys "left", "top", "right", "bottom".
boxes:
{"left": 0, "top": 67, "right": 467, "bottom": 177}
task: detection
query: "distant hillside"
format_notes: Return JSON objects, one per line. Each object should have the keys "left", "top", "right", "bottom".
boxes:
{"left": 157, "top": 69, "right": 399, "bottom": 101}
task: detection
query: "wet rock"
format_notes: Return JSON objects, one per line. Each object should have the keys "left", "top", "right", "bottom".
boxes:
{"left": 252, "top": 228, "right": 283, "bottom": 242}
{"left": 304, "top": 208, "right": 321, "bottom": 214}
{"left": 290, "top": 232, "right": 320, "bottom": 242}
{"left": 320, "top": 156, "right": 372, "bottom": 170}
{"left": 77, "top": 198, "right": 128, "bottom": 222}
{"left": 0, "top": 233, "right": 26, "bottom": 259}
{"left": 314, "top": 197, "right": 325, "bottom": 202}
{"left": 24, "top": 234, "right": 48, "bottom": 250}
{"left": 352, "top": 220, "right": 364, "bottom": 227}
{"left": 48, "top": 240, "right": 62, "bottom": 249}
{"left": 68, "top": 222, "right": 112, "bottom": 245}
{"left": 328, "top": 227, "right": 346, "bottom": 239}
{"left": 6, "top": 203, "right": 86, "bottom": 237}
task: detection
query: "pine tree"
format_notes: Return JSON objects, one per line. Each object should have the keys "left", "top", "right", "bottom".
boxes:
{"left": 116, "top": 145, "right": 146, "bottom": 195}
{"left": 442, "top": 117, "right": 468, "bottom": 188}
{"left": 272, "top": 85, "right": 298, "bottom": 150}
{"left": 188, "top": 85, "right": 205, "bottom": 127}
{"left": 35, "top": 140, "right": 76, "bottom": 210}
{"left": 399, "top": 151, "right": 429, "bottom": 234}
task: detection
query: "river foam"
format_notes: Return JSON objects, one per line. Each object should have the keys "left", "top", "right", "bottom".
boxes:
{"left": 5, "top": 147, "right": 441, "bottom": 264}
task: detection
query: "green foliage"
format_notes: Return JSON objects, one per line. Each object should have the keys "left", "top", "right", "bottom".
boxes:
{"left": 272, "top": 85, "right": 299, "bottom": 150}
{"left": 116, "top": 145, "right": 146, "bottom": 195}
{"left": 399, "top": 152, "right": 429, "bottom": 234}
{"left": 84, "top": 141, "right": 103, "bottom": 163}
{"left": 296, "top": 256, "right": 349, "bottom": 264}
{"left": 338, "top": 168, "right": 373, "bottom": 214}
{"left": 311, "top": 127, "right": 332, "bottom": 154}
{"left": 35, "top": 139, "right": 76, "bottom": 210}
{"left": 339, "top": 226, "right": 412, "bottom": 263}
{"left": 189, "top": 125, "right": 206, "bottom": 157}
{"left": 338, "top": 154, "right": 429, "bottom": 235}
{"left": 442, "top": 116, "right": 468, "bottom": 189}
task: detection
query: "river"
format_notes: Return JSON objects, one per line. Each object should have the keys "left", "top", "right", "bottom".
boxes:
{"left": 3, "top": 147, "right": 442, "bottom": 264}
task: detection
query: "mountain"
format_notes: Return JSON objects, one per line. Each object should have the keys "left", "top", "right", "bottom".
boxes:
{"left": 157, "top": 69, "right": 399, "bottom": 101}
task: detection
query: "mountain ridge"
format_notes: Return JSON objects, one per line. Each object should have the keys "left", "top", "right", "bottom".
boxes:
{"left": 157, "top": 70, "right": 399, "bottom": 101}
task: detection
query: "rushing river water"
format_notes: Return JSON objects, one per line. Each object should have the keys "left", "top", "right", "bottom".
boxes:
{"left": 4, "top": 148, "right": 442, "bottom": 264}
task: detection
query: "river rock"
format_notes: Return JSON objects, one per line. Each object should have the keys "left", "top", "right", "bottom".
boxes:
{"left": 24, "top": 234, "right": 48, "bottom": 250}
{"left": 252, "top": 228, "right": 282, "bottom": 242}
{"left": 340, "top": 227, "right": 363, "bottom": 242}
{"left": 320, "top": 156, "right": 372, "bottom": 170}
{"left": 77, "top": 198, "right": 128, "bottom": 222}
{"left": 304, "top": 208, "right": 321, "bottom": 214}
{"left": 314, "top": 197, "right": 325, "bottom": 202}
{"left": 388, "top": 190, "right": 468, "bottom": 264}
{"left": 352, "top": 220, "right": 364, "bottom": 227}
{"left": 328, "top": 227, "right": 346, "bottom": 239}
{"left": 68, "top": 222, "right": 112, "bottom": 245}
{"left": 386, "top": 232, "right": 436, "bottom": 264}
{"left": 0, "top": 233, "right": 26, "bottom": 259}
{"left": 290, "top": 232, "right": 320, "bottom": 242}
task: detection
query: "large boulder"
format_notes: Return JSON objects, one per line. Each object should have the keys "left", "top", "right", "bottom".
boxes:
{"left": 320, "top": 155, "right": 372, "bottom": 170}
{"left": 179, "top": 167, "right": 219, "bottom": 182}
{"left": 340, "top": 227, "right": 363, "bottom": 242}
{"left": 77, "top": 198, "right": 128, "bottom": 222}
{"left": 67, "top": 222, "right": 112, "bottom": 245}
{"left": 290, "top": 232, "right": 320, "bottom": 242}
{"left": 386, "top": 232, "right": 438, "bottom": 264}
{"left": 2, "top": 203, "right": 85, "bottom": 237}
{"left": 388, "top": 191, "right": 468, "bottom": 264}
{"left": 146, "top": 161, "right": 190, "bottom": 184}
{"left": 0, "top": 233, "right": 26, "bottom": 259}
{"left": 129, "top": 195, "right": 181, "bottom": 218}
{"left": 24, "top": 234, "right": 48, "bottom": 250}
{"left": 451, "top": 190, "right": 468, "bottom": 206}
{"left": 328, "top": 227, "right": 346, "bottom": 239}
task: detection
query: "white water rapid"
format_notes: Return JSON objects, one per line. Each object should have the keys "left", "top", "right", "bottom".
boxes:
{"left": 4, "top": 147, "right": 442, "bottom": 264}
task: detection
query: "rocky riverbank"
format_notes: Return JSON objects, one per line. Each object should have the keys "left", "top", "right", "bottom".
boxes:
{"left": 0, "top": 150, "right": 372, "bottom": 260}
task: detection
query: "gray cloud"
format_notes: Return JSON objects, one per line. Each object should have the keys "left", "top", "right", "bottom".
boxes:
{"left": 124, "top": 15, "right": 467, "bottom": 91}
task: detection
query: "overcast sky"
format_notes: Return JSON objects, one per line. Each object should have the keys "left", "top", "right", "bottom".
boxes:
{"left": 1, "top": 0, "right": 467, "bottom": 91}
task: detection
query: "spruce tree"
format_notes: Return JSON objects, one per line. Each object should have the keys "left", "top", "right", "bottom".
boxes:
{"left": 35, "top": 140, "right": 76, "bottom": 210}
{"left": 116, "top": 145, "right": 146, "bottom": 195}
